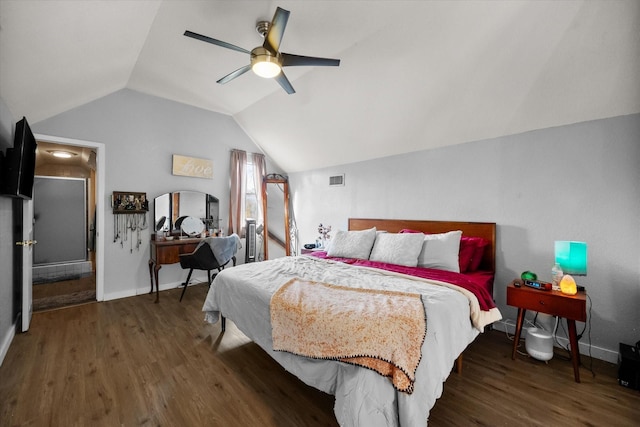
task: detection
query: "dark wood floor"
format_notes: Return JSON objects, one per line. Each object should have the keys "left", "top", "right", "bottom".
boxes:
{"left": 32, "top": 275, "right": 95, "bottom": 299}
{"left": 32, "top": 274, "right": 96, "bottom": 312}
{"left": 1, "top": 283, "right": 638, "bottom": 426}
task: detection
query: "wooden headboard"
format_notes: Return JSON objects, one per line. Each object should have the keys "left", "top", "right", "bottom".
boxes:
{"left": 348, "top": 218, "right": 496, "bottom": 272}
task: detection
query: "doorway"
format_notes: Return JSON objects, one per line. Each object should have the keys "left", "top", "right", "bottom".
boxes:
{"left": 32, "top": 177, "right": 95, "bottom": 311}
{"left": 28, "top": 135, "right": 105, "bottom": 312}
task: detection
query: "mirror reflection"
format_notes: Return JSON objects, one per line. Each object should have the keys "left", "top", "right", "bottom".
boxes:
{"left": 262, "top": 174, "right": 290, "bottom": 260}
{"left": 266, "top": 183, "right": 286, "bottom": 258}
{"left": 154, "top": 191, "right": 219, "bottom": 233}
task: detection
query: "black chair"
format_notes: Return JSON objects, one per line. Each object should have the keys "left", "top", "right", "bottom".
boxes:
{"left": 178, "top": 243, "right": 236, "bottom": 302}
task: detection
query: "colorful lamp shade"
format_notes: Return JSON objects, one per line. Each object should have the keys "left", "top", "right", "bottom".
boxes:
{"left": 554, "top": 241, "right": 588, "bottom": 275}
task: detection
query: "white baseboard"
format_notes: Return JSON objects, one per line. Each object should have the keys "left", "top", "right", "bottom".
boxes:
{"left": 0, "top": 324, "right": 16, "bottom": 367}
{"left": 103, "top": 288, "right": 137, "bottom": 301}
{"left": 103, "top": 280, "right": 193, "bottom": 301}
{"left": 492, "top": 319, "right": 619, "bottom": 364}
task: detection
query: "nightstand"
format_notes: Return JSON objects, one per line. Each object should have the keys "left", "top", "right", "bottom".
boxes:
{"left": 507, "top": 282, "right": 587, "bottom": 382}
{"left": 301, "top": 248, "right": 321, "bottom": 254}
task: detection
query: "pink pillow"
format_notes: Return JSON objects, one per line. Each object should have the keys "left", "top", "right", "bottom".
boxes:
{"left": 467, "top": 237, "right": 489, "bottom": 272}
{"left": 458, "top": 237, "right": 477, "bottom": 273}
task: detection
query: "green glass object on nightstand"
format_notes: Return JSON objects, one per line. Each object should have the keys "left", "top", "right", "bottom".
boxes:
{"left": 521, "top": 271, "right": 537, "bottom": 281}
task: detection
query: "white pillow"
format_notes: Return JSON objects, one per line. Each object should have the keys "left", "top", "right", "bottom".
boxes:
{"left": 327, "top": 227, "right": 377, "bottom": 260}
{"left": 369, "top": 232, "right": 425, "bottom": 267}
{"left": 417, "top": 230, "right": 462, "bottom": 272}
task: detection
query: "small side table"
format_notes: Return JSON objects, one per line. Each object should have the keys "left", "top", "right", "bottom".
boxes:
{"left": 506, "top": 282, "right": 587, "bottom": 382}
{"left": 301, "top": 248, "right": 323, "bottom": 255}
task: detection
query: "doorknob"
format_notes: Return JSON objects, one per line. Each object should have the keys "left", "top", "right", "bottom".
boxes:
{"left": 16, "top": 240, "right": 37, "bottom": 246}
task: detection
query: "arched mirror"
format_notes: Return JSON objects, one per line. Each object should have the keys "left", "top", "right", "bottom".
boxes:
{"left": 154, "top": 191, "right": 219, "bottom": 234}
{"left": 262, "top": 174, "right": 290, "bottom": 260}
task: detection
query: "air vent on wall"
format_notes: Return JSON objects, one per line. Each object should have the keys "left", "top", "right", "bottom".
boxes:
{"left": 329, "top": 174, "right": 345, "bottom": 186}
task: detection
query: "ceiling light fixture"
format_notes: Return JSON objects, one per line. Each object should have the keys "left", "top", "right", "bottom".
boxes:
{"left": 48, "top": 150, "right": 76, "bottom": 159}
{"left": 250, "top": 47, "right": 281, "bottom": 78}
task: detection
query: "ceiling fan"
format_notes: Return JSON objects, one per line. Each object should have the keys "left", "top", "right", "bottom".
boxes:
{"left": 184, "top": 7, "right": 340, "bottom": 94}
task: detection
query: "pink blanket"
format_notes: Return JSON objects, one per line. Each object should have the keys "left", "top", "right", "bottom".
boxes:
{"left": 270, "top": 278, "right": 426, "bottom": 393}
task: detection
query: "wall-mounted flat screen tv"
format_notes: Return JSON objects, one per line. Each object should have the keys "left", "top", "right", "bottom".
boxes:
{"left": 0, "top": 117, "right": 37, "bottom": 199}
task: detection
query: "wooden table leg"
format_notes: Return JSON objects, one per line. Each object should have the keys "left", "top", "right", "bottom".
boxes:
{"left": 512, "top": 308, "right": 526, "bottom": 360}
{"left": 153, "top": 264, "right": 161, "bottom": 303}
{"left": 148, "top": 260, "right": 154, "bottom": 294}
{"left": 567, "top": 319, "right": 581, "bottom": 383}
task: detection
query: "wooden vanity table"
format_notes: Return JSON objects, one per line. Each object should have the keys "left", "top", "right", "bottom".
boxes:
{"left": 150, "top": 190, "right": 221, "bottom": 302}
{"left": 149, "top": 234, "right": 203, "bottom": 302}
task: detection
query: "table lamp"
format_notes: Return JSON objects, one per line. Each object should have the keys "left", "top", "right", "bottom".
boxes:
{"left": 555, "top": 241, "right": 587, "bottom": 295}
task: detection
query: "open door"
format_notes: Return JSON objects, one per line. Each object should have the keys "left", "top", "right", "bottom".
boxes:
{"left": 14, "top": 199, "right": 34, "bottom": 332}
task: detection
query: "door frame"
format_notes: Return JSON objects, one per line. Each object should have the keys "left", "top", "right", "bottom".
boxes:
{"left": 12, "top": 198, "right": 33, "bottom": 332}
{"left": 33, "top": 134, "right": 105, "bottom": 301}
{"left": 19, "top": 199, "right": 33, "bottom": 332}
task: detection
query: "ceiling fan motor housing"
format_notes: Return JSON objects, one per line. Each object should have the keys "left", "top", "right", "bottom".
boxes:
{"left": 255, "top": 20, "right": 270, "bottom": 38}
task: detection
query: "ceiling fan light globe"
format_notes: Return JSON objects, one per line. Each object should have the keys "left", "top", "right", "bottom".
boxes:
{"left": 250, "top": 47, "right": 281, "bottom": 78}
{"left": 252, "top": 58, "right": 281, "bottom": 78}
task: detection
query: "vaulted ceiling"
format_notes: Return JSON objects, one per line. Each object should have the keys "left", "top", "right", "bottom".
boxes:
{"left": 1, "top": 1, "right": 638, "bottom": 172}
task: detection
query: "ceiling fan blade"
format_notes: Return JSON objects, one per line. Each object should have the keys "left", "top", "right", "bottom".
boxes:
{"left": 217, "top": 64, "right": 252, "bottom": 85}
{"left": 281, "top": 53, "right": 341, "bottom": 67}
{"left": 263, "top": 7, "right": 290, "bottom": 54}
{"left": 184, "top": 30, "right": 250, "bottom": 54}
{"left": 274, "top": 71, "right": 295, "bottom": 94}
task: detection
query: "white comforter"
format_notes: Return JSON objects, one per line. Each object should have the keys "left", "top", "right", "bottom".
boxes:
{"left": 202, "top": 256, "right": 492, "bottom": 426}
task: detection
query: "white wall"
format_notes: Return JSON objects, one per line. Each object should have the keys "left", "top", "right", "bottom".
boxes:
{"left": 33, "top": 89, "right": 272, "bottom": 300}
{"left": 290, "top": 113, "right": 640, "bottom": 363}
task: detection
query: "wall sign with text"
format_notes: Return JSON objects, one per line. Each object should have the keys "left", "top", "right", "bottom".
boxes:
{"left": 172, "top": 154, "right": 213, "bottom": 179}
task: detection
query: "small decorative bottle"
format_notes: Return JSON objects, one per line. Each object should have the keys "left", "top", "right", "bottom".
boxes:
{"left": 551, "top": 263, "right": 563, "bottom": 290}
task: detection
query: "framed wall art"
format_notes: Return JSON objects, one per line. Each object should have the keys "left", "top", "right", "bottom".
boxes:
{"left": 172, "top": 154, "right": 213, "bottom": 179}
{"left": 112, "top": 191, "right": 148, "bottom": 214}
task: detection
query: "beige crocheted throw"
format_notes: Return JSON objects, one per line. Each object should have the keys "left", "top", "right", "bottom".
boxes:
{"left": 270, "top": 278, "right": 426, "bottom": 393}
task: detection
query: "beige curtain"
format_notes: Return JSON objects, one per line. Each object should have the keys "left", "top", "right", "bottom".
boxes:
{"left": 228, "top": 149, "right": 246, "bottom": 236}
{"left": 252, "top": 153, "right": 267, "bottom": 226}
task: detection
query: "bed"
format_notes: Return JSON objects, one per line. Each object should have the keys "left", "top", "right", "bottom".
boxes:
{"left": 202, "top": 218, "right": 502, "bottom": 426}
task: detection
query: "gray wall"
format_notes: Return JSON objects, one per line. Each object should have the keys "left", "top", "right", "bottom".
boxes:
{"left": 290, "top": 113, "right": 640, "bottom": 363}
{"left": 0, "top": 197, "right": 13, "bottom": 364}
{"left": 33, "top": 89, "right": 272, "bottom": 299}
{"left": 0, "top": 97, "right": 15, "bottom": 364}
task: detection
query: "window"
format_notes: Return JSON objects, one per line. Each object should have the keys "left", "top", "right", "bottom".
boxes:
{"left": 229, "top": 150, "right": 266, "bottom": 237}
{"left": 245, "top": 154, "right": 259, "bottom": 221}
